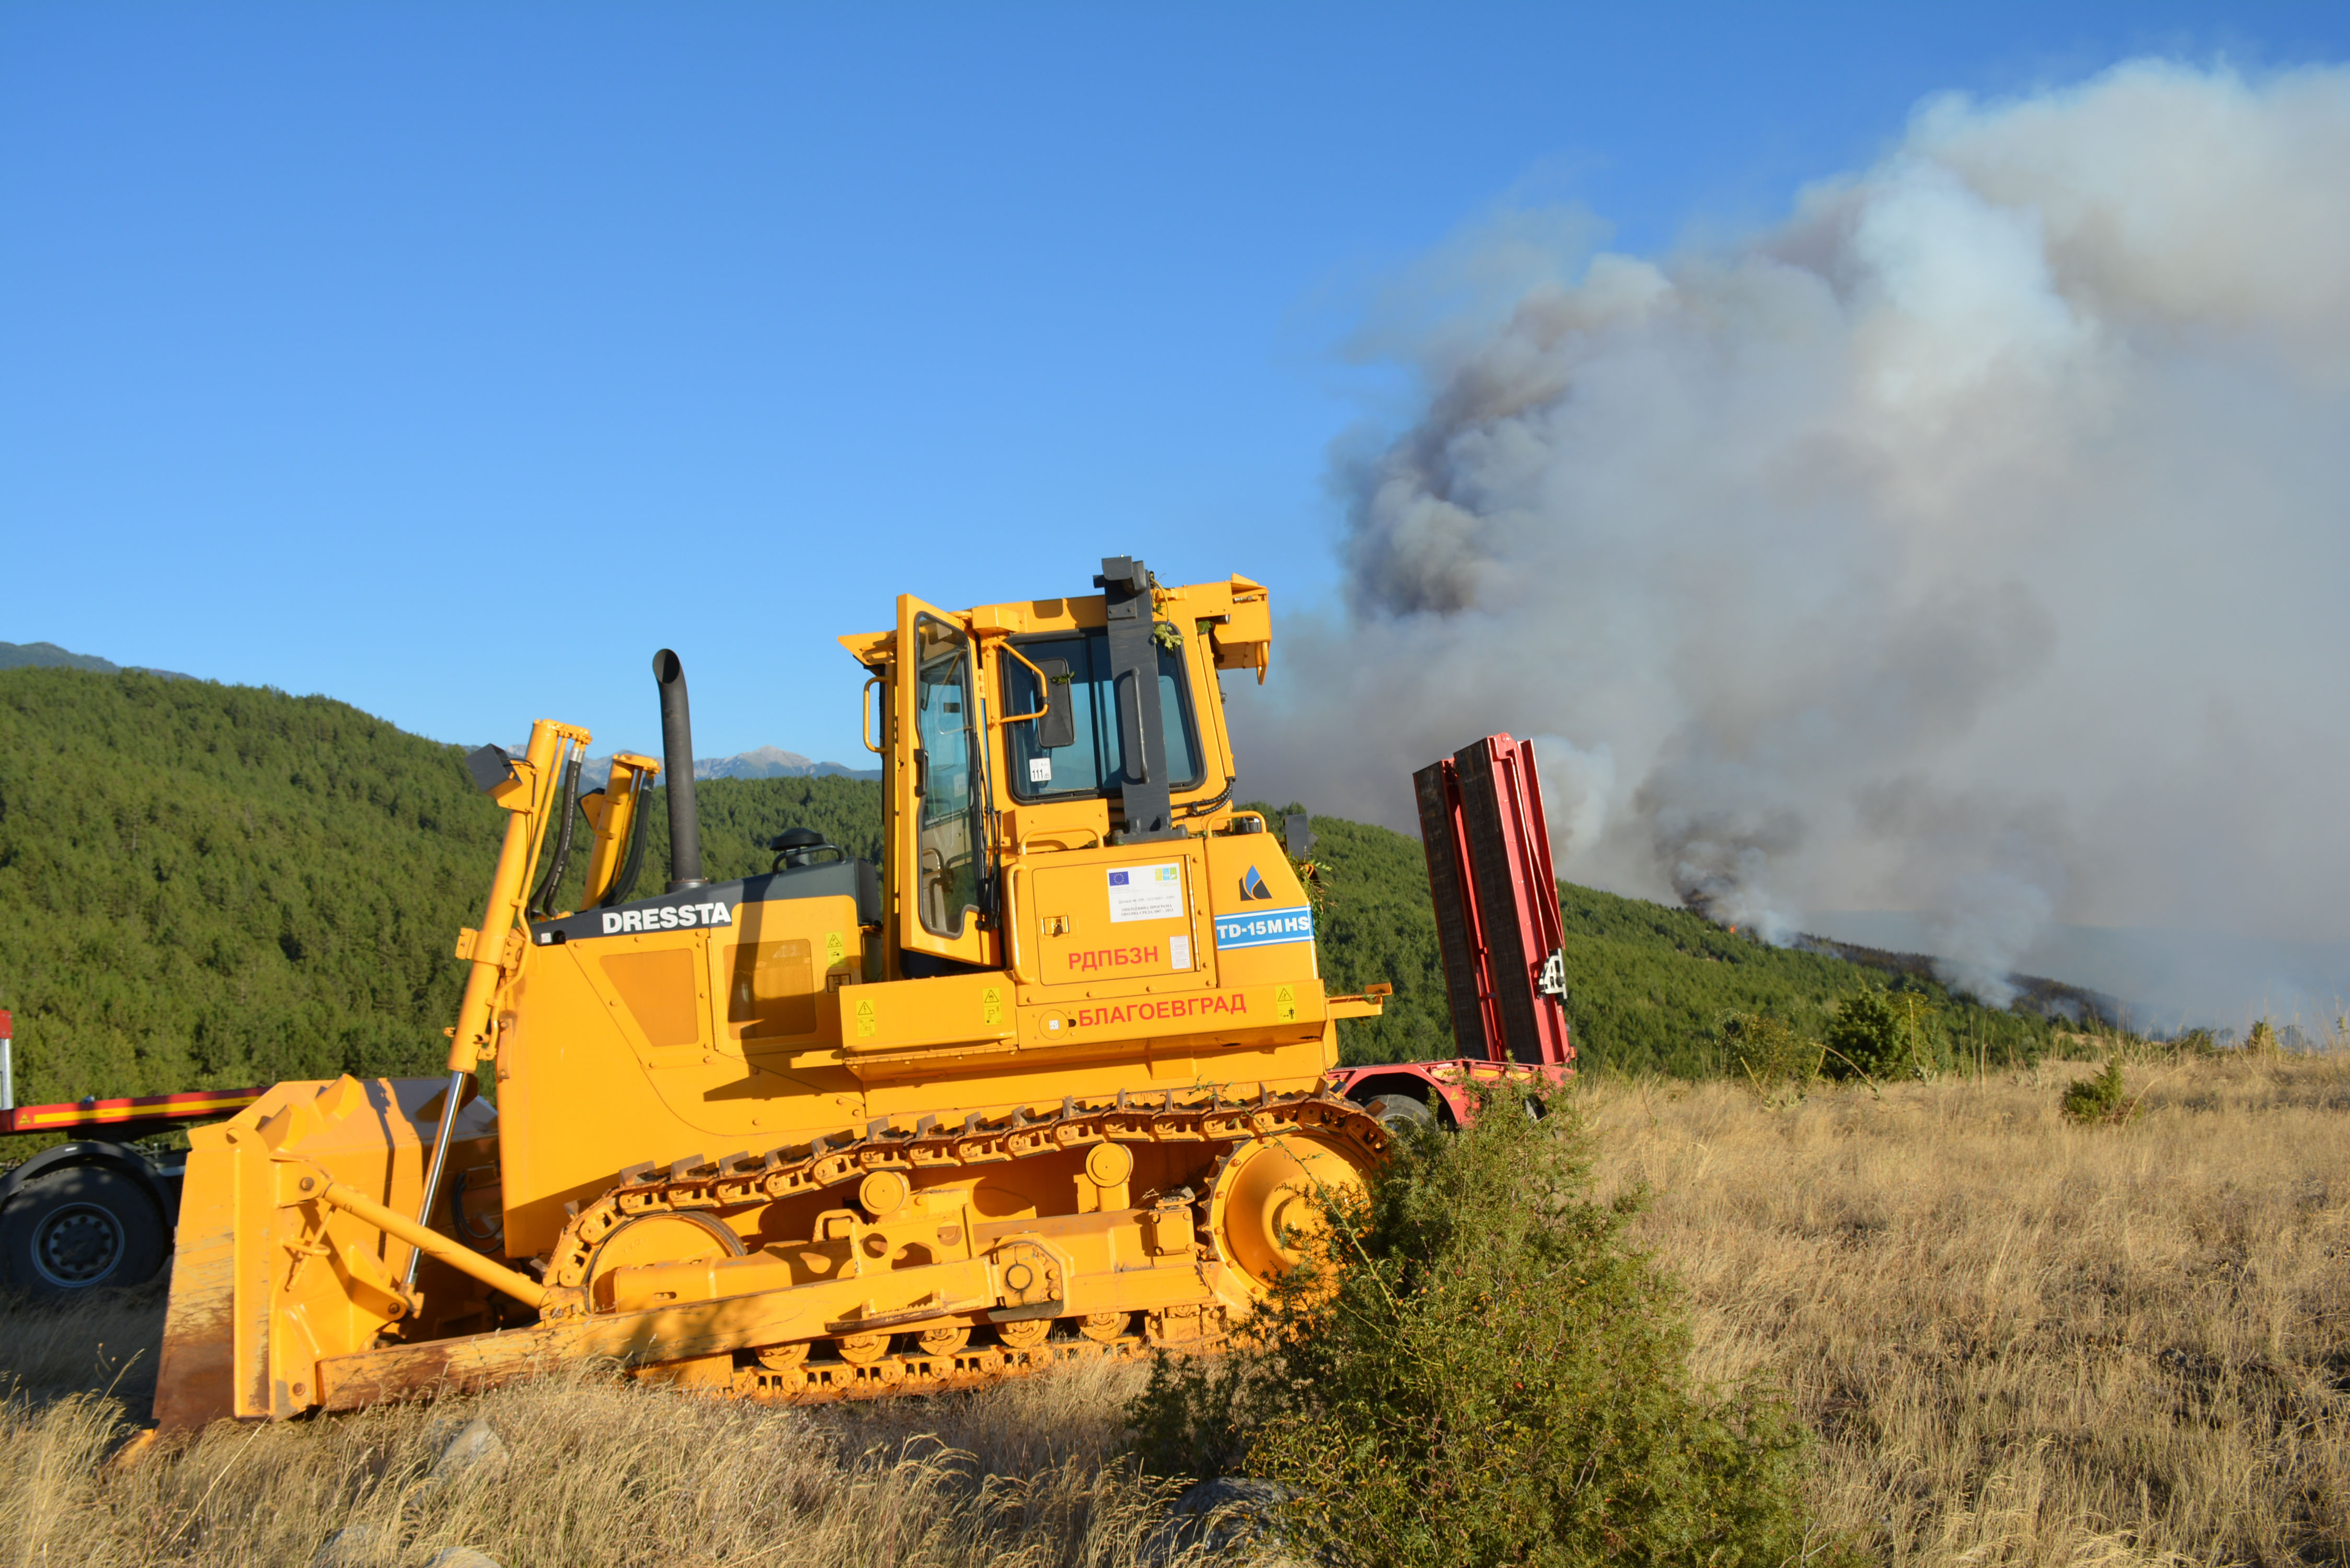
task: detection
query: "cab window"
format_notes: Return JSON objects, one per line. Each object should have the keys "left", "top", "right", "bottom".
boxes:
{"left": 1001, "top": 631, "right": 1201, "bottom": 802}
{"left": 913, "top": 614, "right": 983, "bottom": 936}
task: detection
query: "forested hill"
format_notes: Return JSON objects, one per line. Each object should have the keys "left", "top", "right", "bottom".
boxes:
{"left": 1287, "top": 810, "right": 2053, "bottom": 1074}
{"left": 0, "top": 666, "right": 2046, "bottom": 1123}
{"left": 0, "top": 667, "right": 505, "bottom": 1105}
{"left": 0, "top": 667, "right": 881, "bottom": 1115}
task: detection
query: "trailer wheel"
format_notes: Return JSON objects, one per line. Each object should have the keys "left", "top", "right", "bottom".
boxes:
{"left": 1364, "top": 1092, "right": 1433, "bottom": 1130}
{"left": 0, "top": 1165, "right": 168, "bottom": 1297}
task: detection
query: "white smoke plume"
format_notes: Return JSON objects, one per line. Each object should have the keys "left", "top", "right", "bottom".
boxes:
{"left": 1233, "top": 60, "right": 2350, "bottom": 1015}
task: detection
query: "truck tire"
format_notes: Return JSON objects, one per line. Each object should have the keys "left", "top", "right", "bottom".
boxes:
{"left": 1365, "top": 1092, "right": 1433, "bottom": 1129}
{"left": 0, "top": 1163, "right": 168, "bottom": 1297}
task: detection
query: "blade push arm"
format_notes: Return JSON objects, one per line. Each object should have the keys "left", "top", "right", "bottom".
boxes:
{"left": 410, "top": 718, "right": 591, "bottom": 1291}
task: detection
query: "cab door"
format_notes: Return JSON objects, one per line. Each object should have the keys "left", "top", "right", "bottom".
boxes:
{"left": 893, "top": 595, "right": 999, "bottom": 970}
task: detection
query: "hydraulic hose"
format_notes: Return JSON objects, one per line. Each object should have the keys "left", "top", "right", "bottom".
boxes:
{"left": 1178, "top": 777, "right": 1238, "bottom": 820}
{"left": 528, "top": 744, "right": 584, "bottom": 919}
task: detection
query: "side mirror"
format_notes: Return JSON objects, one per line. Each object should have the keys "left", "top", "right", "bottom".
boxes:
{"left": 1284, "top": 813, "right": 1315, "bottom": 858}
{"left": 1037, "top": 659, "right": 1077, "bottom": 750}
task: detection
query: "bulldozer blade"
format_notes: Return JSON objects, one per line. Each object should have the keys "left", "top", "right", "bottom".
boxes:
{"left": 152, "top": 1189, "right": 240, "bottom": 1429}
{"left": 153, "top": 1075, "right": 501, "bottom": 1429}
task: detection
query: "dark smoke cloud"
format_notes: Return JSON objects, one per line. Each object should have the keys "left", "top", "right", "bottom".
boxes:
{"left": 1230, "top": 61, "right": 2350, "bottom": 1019}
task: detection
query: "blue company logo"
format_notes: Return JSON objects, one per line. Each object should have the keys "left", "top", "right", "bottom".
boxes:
{"left": 1240, "top": 864, "right": 1273, "bottom": 900}
{"left": 1108, "top": 870, "right": 1129, "bottom": 886}
{"left": 1214, "top": 905, "right": 1314, "bottom": 950}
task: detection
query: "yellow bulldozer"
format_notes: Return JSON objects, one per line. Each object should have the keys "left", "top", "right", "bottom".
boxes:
{"left": 154, "top": 558, "right": 1422, "bottom": 1426}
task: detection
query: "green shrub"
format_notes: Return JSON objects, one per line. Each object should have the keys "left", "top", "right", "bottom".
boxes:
{"left": 1821, "top": 988, "right": 1901, "bottom": 1080}
{"left": 1127, "top": 1090, "right": 1817, "bottom": 1567}
{"left": 2060, "top": 1053, "right": 2135, "bottom": 1125}
{"left": 1720, "top": 1012, "right": 1819, "bottom": 1102}
{"left": 1821, "top": 986, "right": 1949, "bottom": 1081}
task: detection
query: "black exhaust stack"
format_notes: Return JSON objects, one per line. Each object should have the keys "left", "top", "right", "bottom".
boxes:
{"left": 652, "top": 649, "right": 706, "bottom": 891}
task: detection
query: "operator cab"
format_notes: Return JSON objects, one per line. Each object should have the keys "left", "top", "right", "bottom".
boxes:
{"left": 839, "top": 555, "right": 1272, "bottom": 981}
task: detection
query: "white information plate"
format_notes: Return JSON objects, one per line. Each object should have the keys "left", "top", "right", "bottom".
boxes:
{"left": 1214, "top": 906, "right": 1313, "bottom": 949}
{"left": 1106, "top": 863, "right": 1184, "bottom": 923}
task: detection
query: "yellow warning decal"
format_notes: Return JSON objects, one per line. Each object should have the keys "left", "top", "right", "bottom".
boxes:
{"left": 981, "top": 985, "right": 1005, "bottom": 1026}
{"left": 1274, "top": 984, "right": 1297, "bottom": 1022}
{"left": 825, "top": 930, "right": 846, "bottom": 969}
{"left": 854, "top": 998, "right": 878, "bottom": 1039}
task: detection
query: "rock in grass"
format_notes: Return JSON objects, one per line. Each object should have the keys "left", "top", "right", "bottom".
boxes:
{"left": 428, "top": 1418, "right": 509, "bottom": 1483}
{"left": 1147, "top": 1477, "right": 1293, "bottom": 1562}
{"left": 307, "top": 1523, "right": 382, "bottom": 1568}
{"left": 422, "top": 1550, "right": 502, "bottom": 1568}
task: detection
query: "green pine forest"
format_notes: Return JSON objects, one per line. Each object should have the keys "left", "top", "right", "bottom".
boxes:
{"left": 0, "top": 667, "right": 2053, "bottom": 1145}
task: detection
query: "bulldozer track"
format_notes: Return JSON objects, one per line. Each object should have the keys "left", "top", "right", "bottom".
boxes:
{"left": 537, "top": 1082, "right": 1390, "bottom": 1403}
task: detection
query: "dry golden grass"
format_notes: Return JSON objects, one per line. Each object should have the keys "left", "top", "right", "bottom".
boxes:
{"left": 3, "top": 1048, "right": 2341, "bottom": 1566}
{"left": 1583, "top": 1049, "right": 2350, "bottom": 1567}
{"left": 1, "top": 1350, "right": 1207, "bottom": 1568}
{"left": 0, "top": 1276, "right": 166, "bottom": 1411}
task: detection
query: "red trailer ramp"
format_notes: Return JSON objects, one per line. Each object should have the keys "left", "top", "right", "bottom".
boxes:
{"left": 1412, "top": 734, "right": 1572, "bottom": 1067}
{"left": 1329, "top": 735, "right": 1573, "bottom": 1127}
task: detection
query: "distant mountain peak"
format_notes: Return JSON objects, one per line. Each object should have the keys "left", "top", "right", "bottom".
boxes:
{"left": 527, "top": 747, "right": 881, "bottom": 788}
{"left": 0, "top": 639, "right": 194, "bottom": 681}
{"left": 697, "top": 745, "right": 815, "bottom": 779}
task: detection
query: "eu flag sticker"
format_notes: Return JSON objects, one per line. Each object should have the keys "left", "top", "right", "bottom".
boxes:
{"left": 1107, "top": 862, "right": 1185, "bottom": 923}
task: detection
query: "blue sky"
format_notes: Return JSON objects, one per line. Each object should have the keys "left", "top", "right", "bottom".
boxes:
{"left": 6, "top": 2, "right": 2344, "bottom": 765}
